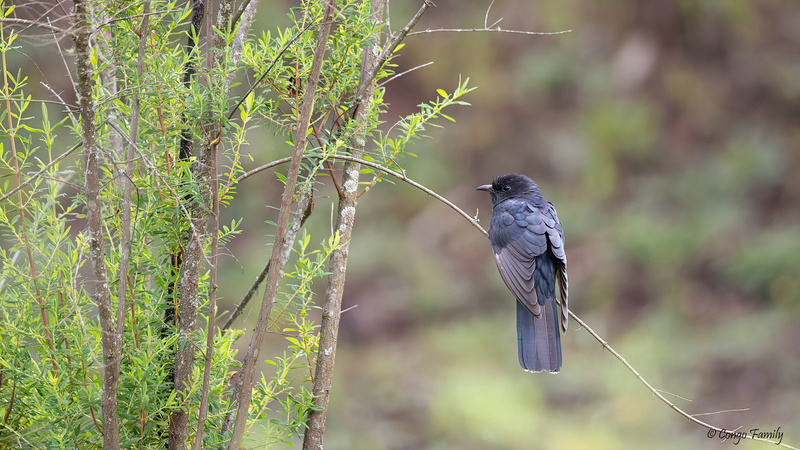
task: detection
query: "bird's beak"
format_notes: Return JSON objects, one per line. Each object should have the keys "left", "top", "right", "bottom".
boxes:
{"left": 476, "top": 184, "right": 493, "bottom": 192}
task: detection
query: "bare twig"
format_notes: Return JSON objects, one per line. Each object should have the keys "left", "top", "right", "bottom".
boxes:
{"left": 2, "top": 0, "right": 69, "bottom": 37}
{"left": 0, "top": 17, "right": 73, "bottom": 35}
{"left": 408, "top": 1, "right": 571, "bottom": 37}
{"left": 225, "top": 3, "right": 336, "bottom": 448}
{"left": 350, "top": 0, "right": 433, "bottom": 116}
{"left": 51, "top": 26, "right": 79, "bottom": 110}
{"left": 691, "top": 408, "right": 750, "bottom": 417}
{"left": 222, "top": 259, "right": 269, "bottom": 331}
{"left": 567, "top": 312, "right": 795, "bottom": 449}
{"left": 484, "top": 0, "right": 496, "bottom": 29}
{"left": 0, "top": 95, "right": 76, "bottom": 110}
{"left": 236, "top": 156, "right": 292, "bottom": 181}
{"left": 378, "top": 61, "right": 433, "bottom": 88}
{"left": 408, "top": 27, "right": 572, "bottom": 36}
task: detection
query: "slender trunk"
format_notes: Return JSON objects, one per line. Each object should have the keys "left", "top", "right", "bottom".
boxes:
{"left": 168, "top": 1, "right": 206, "bottom": 448}
{"left": 117, "top": 0, "right": 150, "bottom": 381}
{"left": 191, "top": 1, "right": 242, "bottom": 446}
{"left": 224, "top": 3, "right": 336, "bottom": 448}
{"left": 302, "top": 1, "right": 385, "bottom": 449}
{"left": 73, "top": 1, "right": 120, "bottom": 448}
{"left": 169, "top": 145, "right": 214, "bottom": 450}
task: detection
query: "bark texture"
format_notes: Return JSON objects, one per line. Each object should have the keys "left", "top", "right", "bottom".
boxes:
{"left": 169, "top": 1, "right": 207, "bottom": 448}
{"left": 302, "top": 1, "right": 385, "bottom": 449}
{"left": 224, "top": 2, "right": 336, "bottom": 448}
{"left": 73, "top": 1, "right": 120, "bottom": 448}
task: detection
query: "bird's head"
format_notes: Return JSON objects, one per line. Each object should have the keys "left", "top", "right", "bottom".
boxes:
{"left": 476, "top": 173, "right": 541, "bottom": 205}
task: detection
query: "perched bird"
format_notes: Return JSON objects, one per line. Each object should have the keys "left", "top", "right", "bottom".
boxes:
{"left": 477, "top": 173, "right": 568, "bottom": 372}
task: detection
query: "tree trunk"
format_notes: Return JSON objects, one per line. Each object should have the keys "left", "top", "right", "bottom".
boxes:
{"left": 73, "top": 1, "right": 120, "bottom": 448}
{"left": 224, "top": 2, "right": 336, "bottom": 448}
{"left": 302, "top": 1, "right": 385, "bottom": 449}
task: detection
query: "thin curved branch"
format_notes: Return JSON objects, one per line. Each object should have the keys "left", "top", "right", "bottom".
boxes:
{"left": 0, "top": 18, "right": 73, "bottom": 36}
{"left": 236, "top": 156, "right": 291, "bottom": 181}
{"left": 238, "top": 154, "right": 486, "bottom": 238}
{"left": 0, "top": 96, "right": 76, "bottom": 109}
{"left": 567, "top": 312, "right": 795, "bottom": 449}
{"left": 0, "top": 139, "right": 83, "bottom": 203}
{"left": 408, "top": 27, "right": 572, "bottom": 36}
{"left": 407, "top": 0, "right": 571, "bottom": 37}
{"left": 237, "top": 154, "right": 797, "bottom": 450}
{"left": 378, "top": 61, "right": 433, "bottom": 88}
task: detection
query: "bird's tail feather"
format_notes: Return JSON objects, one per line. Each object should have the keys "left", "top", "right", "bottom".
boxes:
{"left": 517, "top": 299, "right": 562, "bottom": 373}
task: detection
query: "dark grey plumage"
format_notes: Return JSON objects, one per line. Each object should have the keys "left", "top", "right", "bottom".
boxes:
{"left": 477, "top": 173, "right": 568, "bottom": 372}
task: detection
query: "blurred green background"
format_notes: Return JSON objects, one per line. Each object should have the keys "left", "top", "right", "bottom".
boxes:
{"left": 308, "top": 1, "right": 799, "bottom": 449}
{"left": 237, "top": 1, "right": 800, "bottom": 448}
{"left": 9, "top": 0, "right": 800, "bottom": 448}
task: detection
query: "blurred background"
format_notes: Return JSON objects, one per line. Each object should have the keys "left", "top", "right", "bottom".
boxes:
{"left": 287, "top": 1, "right": 800, "bottom": 449}
{"left": 7, "top": 0, "right": 800, "bottom": 449}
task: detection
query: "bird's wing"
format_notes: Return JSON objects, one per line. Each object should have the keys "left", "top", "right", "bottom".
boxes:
{"left": 546, "top": 201, "right": 569, "bottom": 332}
{"left": 494, "top": 246, "right": 541, "bottom": 316}
{"left": 491, "top": 201, "right": 552, "bottom": 316}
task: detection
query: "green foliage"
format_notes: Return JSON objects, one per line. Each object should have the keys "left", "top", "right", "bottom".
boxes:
{"left": 0, "top": 0, "right": 470, "bottom": 448}
{"left": 249, "top": 231, "right": 342, "bottom": 447}
{"left": 360, "top": 76, "right": 475, "bottom": 193}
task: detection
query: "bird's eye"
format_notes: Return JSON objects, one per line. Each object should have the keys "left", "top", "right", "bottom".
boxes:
{"left": 502, "top": 185, "right": 511, "bottom": 192}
